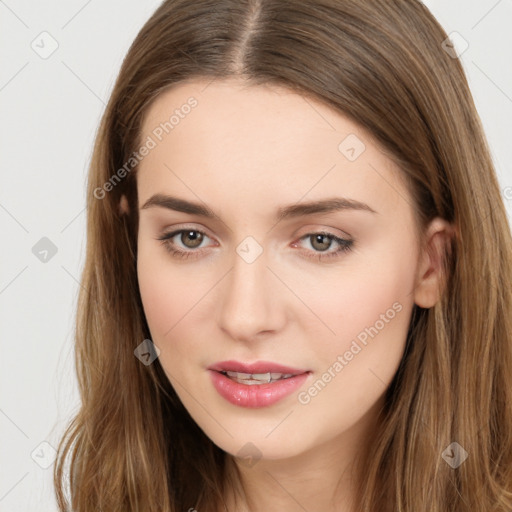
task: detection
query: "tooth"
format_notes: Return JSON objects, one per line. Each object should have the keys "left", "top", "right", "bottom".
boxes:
{"left": 226, "top": 371, "right": 251, "bottom": 379}
{"left": 223, "top": 370, "right": 297, "bottom": 384}
{"left": 252, "top": 373, "right": 271, "bottom": 381}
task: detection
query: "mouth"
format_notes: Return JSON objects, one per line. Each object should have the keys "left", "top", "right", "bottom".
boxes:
{"left": 207, "top": 361, "right": 312, "bottom": 408}
{"left": 207, "top": 360, "right": 311, "bottom": 385}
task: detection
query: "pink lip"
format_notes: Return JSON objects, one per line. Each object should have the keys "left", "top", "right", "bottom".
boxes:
{"left": 207, "top": 360, "right": 309, "bottom": 375}
{"left": 207, "top": 360, "right": 311, "bottom": 408}
{"left": 208, "top": 370, "right": 310, "bottom": 408}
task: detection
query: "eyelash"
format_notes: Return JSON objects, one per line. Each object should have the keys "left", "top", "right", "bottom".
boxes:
{"left": 156, "top": 228, "right": 354, "bottom": 262}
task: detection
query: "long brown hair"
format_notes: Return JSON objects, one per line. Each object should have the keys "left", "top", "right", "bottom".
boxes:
{"left": 53, "top": 1, "right": 512, "bottom": 510}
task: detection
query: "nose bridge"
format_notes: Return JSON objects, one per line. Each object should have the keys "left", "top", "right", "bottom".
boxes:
{"left": 217, "top": 237, "right": 282, "bottom": 340}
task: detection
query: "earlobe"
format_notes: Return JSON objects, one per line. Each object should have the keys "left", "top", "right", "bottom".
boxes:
{"left": 413, "top": 217, "right": 455, "bottom": 308}
{"left": 119, "top": 194, "right": 130, "bottom": 215}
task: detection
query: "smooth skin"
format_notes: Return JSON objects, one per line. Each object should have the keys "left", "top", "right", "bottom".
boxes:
{"left": 128, "top": 78, "right": 452, "bottom": 512}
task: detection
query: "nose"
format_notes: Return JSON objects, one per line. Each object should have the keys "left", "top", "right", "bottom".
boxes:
{"left": 217, "top": 245, "right": 286, "bottom": 343}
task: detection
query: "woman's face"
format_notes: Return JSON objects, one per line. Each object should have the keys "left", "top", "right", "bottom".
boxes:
{"left": 135, "top": 78, "right": 430, "bottom": 464}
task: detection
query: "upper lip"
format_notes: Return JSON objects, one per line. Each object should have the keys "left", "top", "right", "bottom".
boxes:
{"left": 208, "top": 360, "right": 310, "bottom": 375}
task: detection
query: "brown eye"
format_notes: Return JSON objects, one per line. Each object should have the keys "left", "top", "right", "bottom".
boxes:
{"left": 309, "top": 234, "right": 333, "bottom": 252}
{"left": 293, "top": 231, "right": 354, "bottom": 261}
{"left": 180, "top": 230, "right": 204, "bottom": 248}
{"left": 157, "top": 228, "right": 214, "bottom": 260}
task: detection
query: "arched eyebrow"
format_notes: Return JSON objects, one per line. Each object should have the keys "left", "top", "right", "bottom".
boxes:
{"left": 140, "top": 194, "right": 378, "bottom": 220}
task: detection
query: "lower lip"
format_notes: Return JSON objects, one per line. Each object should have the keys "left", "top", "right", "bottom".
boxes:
{"left": 208, "top": 370, "right": 310, "bottom": 408}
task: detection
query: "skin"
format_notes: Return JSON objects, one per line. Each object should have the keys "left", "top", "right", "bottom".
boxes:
{"left": 129, "top": 77, "right": 452, "bottom": 512}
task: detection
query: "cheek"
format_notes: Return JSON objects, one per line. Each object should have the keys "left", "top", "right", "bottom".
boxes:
{"left": 138, "top": 255, "right": 173, "bottom": 339}
{"left": 137, "top": 242, "right": 195, "bottom": 342}
{"left": 295, "top": 237, "right": 417, "bottom": 371}
{"left": 136, "top": 240, "right": 222, "bottom": 369}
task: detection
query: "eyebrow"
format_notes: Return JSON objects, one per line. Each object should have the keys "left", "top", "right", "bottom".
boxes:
{"left": 140, "top": 193, "right": 377, "bottom": 221}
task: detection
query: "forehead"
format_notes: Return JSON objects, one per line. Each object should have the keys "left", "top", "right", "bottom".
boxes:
{"left": 136, "top": 78, "right": 408, "bottom": 219}
{"left": 141, "top": 77, "right": 364, "bottom": 154}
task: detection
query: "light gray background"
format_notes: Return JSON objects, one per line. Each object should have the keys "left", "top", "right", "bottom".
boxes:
{"left": 1, "top": 1, "right": 511, "bottom": 510}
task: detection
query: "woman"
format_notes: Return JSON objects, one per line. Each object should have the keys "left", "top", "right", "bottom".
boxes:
{"left": 54, "top": 1, "right": 512, "bottom": 511}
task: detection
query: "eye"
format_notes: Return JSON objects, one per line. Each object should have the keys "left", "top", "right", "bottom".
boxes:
{"left": 292, "top": 231, "right": 354, "bottom": 261}
{"left": 157, "top": 228, "right": 215, "bottom": 259}
{"left": 156, "top": 228, "right": 354, "bottom": 262}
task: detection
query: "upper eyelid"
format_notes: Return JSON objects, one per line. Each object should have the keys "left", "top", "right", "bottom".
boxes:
{"left": 164, "top": 227, "right": 216, "bottom": 244}
{"left": 161, "top": 224, "right": 351, "bottom": 241}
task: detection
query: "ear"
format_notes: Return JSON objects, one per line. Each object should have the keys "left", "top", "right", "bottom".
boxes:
{"left": 413, "top": 217, "right": 456, "bottom": 308}
{"left": 119, "top": 194, "right": 130, "bottom": 215}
